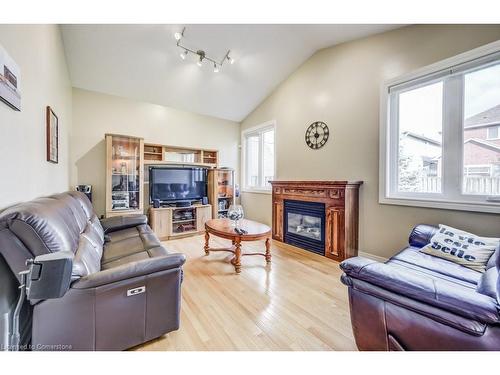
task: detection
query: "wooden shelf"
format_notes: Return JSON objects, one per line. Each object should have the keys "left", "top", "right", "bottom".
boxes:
{"left": 144, "top": 143, "right": 219, "bottom": 167}
{"left": 149, "top": 205, "right": 212, "bottom": 240}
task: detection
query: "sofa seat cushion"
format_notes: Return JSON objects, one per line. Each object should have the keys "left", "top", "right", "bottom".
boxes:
{"left": 101, "top": 224, "right": 170, "bottom": 267}
{"left": 389, "top": 247, "right": 482, "bottom": 288}
{"left": 101, "top": 246, "right": 169, "bottom": 270}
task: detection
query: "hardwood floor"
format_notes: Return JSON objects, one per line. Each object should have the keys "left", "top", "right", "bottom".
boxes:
{"left": 135, "top": 235, "right": 357, "bottom": 351}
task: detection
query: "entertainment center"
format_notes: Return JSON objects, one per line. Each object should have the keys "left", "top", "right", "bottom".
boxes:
{"left": 104, "top": 133, "right": 235, "bottom": 240}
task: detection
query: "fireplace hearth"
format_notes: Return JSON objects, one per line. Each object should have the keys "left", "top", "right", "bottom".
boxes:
{"left": 284, "top": 200, "right": 325, "bottom": 255}
{"left": 270, "top": 180, "right": 363, "bottom": 261}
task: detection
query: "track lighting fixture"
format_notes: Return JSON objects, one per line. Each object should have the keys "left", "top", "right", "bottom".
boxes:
{"left": 174, "top": 27, "right": 235, "bottom": 73}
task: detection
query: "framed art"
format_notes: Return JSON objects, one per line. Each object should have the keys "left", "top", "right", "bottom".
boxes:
{"left": 0, "top": 44, "right": 21, "bottom": 111}
{"left": 46, "top": 106, "right": 59, "bottom": 163}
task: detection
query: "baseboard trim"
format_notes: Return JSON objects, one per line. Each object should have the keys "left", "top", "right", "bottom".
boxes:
{"left": 358, "top": 251, "right": 388, "bottom": 263}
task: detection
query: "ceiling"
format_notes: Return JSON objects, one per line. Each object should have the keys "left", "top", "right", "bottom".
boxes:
{"left": 61, "top": 24, "right": 402, "bottom": 122}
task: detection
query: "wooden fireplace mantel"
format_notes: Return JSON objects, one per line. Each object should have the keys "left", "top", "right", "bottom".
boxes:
{"left": 269, "top": 180, "right": 363, "bottom": 262}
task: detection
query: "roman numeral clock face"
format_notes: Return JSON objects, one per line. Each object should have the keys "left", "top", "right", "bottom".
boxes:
{"left": 305, "top": 121, "right": 329, "bottom": 149}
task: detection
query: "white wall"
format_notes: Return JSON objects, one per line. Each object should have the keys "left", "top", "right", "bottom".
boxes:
{"left": 71, "top": 88, "right": 240, "bottom": 216}
{"left": 0, "top": 25, "right": 72, "bottom": 208}
{"left": 240, "top": 24, "right": 500, "bottom": 259}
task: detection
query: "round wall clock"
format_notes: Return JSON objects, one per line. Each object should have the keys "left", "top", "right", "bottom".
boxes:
{"left": 305, "top": 121, "right": 330, "bottom": 149}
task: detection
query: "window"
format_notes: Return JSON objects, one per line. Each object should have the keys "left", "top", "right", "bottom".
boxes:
{"left": 380, "top": 41, "right": 500, "bottom": 213}
{"left": 242, "top": 121, "right": 276, "bottom": 192}
{"left": 487, "top": 126, "right": 499, "bottom": 140}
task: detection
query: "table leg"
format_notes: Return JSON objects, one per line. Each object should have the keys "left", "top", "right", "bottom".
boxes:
{"left": 204, "top": 230, "right": 210, "bottom": 255}
{"left": 234, "top": 239, "right": 242, "bottom": 274}
{"left": 265, "top": 238, "right": 271, "bottom": 263}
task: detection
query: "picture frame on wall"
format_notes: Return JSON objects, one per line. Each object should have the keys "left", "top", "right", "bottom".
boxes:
{"left": 46, "top": 106, "right": 59, "bottom": 164}
{"left": 0, "top": 44, "right": 21, "bottom": 111}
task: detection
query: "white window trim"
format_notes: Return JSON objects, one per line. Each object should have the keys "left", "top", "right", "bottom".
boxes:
{"left": 379, "top": 40, "right": 500, "bottom": 214}
{"left": 486, "top": 125, "right": 500, "bottom": 140}
{"left": 241, "top": 120, "right": 276, "bottom": 194}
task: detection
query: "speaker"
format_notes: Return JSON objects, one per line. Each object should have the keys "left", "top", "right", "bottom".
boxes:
{"left": 75, "top": 185, "right": 92, "bottom": 202}
{"left": 175, "top": 201, "right": 191, "bottom": 207}
{"left": 202, "top": 196, "right": 208, "bottom": 205}
{"left": 153, "top": 199, "right": 161, "bottom": 208}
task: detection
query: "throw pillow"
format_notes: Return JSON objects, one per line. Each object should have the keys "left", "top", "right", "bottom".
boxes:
{"left": 420, "top": 224, "right": 499, "bottom": 273}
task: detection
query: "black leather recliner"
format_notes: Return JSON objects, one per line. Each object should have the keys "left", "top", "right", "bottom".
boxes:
{"left": 340, "top": 224, "right": 500, "bottom": 350}
{"left": 0, "top": 191, "right": 185, "bottom": 350}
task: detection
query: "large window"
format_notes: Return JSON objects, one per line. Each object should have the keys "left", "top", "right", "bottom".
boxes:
{"left": 242, "top": 121, "right": 275, "bottom": 192}
{"left": 381, "top": 41, "right": 500, "bottom": 213}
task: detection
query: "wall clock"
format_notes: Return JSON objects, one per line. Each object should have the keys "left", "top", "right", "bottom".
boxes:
{"left": 305, "top": 121, "right": 329, "bottom": 149}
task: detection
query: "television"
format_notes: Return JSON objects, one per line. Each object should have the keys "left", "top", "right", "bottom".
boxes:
{"left": 149, "top": 167, "right": 208, "bottom": 203}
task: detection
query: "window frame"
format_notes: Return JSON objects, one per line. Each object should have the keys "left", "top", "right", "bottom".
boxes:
{"left": 486, "top": 125, "right": 500, "bottom": 140}
{"left": 241, "top": 120, "right": 276, "bottom": 194}
{"left": 379, "top": 40, "right": 500, "bottom": 214}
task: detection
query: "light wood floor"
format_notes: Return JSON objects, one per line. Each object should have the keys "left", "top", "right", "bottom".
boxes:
{"left": 135, "top": 235, "right": 356, "bottom": 351}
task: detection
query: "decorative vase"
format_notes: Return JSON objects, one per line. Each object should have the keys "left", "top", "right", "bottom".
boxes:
{"left": 227, "top": 204, "right": 244, "bottom": 228}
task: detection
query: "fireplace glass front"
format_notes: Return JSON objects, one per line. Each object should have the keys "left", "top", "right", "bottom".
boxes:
{"left": 287, "top": 213, "right": 322, "bottom": 241}
{"left": 284, "top": 200, "right": 325, "bottom": 255}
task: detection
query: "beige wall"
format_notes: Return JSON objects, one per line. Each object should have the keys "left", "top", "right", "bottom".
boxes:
{"left": 71, "top": 88, "right": 240, "bottom": 216}
{"left": 0, "top": 25, "right": 72, "bottom": 208}
{"left": 241, "top": 25, "right": 500, "bottom": 259}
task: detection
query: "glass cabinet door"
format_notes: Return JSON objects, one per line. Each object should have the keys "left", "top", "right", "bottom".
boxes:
{"left": 109, "top": 135, "right": 141, "bottom": 212}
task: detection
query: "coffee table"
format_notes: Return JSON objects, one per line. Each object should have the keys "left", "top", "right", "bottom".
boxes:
{"left": 204, "top": 218, "right": 272, "bottom": 273}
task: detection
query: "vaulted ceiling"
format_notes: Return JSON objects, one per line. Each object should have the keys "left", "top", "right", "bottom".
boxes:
{"left": 61, "top": 24, "right": 401, "bottom": 121}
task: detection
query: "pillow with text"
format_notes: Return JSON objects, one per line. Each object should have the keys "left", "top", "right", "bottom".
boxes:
{"left": 420, "top": 224, "right": 499, "bottom": 273}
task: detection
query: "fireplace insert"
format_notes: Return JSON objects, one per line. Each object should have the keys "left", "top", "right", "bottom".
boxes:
{"left": 283, "top": 200, "right": 325, "bottom": 255}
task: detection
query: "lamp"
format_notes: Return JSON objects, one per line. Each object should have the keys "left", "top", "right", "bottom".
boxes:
{"left": 174, "top": 27, "right": 235, "bottom": 72}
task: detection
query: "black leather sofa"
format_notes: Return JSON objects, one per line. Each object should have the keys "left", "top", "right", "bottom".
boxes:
{"left": 340, "top": 224, "right": 500, "bottom": 350}
{"left": 0, "top": 191, "right": 185, "bottom": 350}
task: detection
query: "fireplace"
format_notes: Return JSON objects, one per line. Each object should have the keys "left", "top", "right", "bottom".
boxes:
{"left": 284, "top": 200, "right": 325, "bottom": 255}
{"left": 270, "top": 180, "right": 363, "bottom": 261}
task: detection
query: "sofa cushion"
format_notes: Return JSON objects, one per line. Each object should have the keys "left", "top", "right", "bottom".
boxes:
{"left": 101, "top": 246, "right": 169, "bottom": 270}
{"left": 389, "top": 247, "right": 481, "bottom": 287}
{"left": 101, "top": 224, "right": 167, "bottom": 266}
{"left": 0, "top": 195, "right": 84, "bottom": 256}
{"left": 476, "top": 267, "right": 499, "bottom": 301}
{"left": 73, "top": 235, "right": 102, "bottom": 278}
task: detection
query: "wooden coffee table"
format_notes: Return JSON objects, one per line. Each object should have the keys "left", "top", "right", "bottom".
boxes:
{"left": 204, "top": 218, "right": 272, "bottom": 273}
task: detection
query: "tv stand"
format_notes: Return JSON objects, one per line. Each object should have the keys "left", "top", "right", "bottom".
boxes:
{"left": 149, "top": 204, "right": 212, "bottom": 240}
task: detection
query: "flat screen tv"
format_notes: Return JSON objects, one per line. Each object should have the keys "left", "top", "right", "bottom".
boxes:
{"left": 149, "top": 167, "right": 208, "bottom": 203}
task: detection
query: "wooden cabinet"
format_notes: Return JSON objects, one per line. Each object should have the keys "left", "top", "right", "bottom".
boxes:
{"left": 196, "top": 205, "right": 212, "bottom": 230}
{"left": 105, "top": 134, "right": 144, "bottom": 218}
{"left": 270, "top": 181, "right": 362, "bottom": 262}
{"left": 208, "top": 168, "right": 235, "bottom": 219}
{"left": 149, "top": 205, "right": 212, "bottom": 240}
{"left": 149, "top": 208, "right": 172, "bottom": 239}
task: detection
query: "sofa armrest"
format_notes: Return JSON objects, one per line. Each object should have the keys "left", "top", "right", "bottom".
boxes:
{"left": 100, "top": 214, "right": 148, "bottom": 234}
{"left": 340, "top": 257, "right": 500, "bottom": 324}
{"left": 408, "top": 224, "right": 438, "bottom": 248}
{"left": 72, "top": 253, "right": 186, "bottom": 289}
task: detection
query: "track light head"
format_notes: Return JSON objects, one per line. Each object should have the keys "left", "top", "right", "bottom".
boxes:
{"left": 180, "top": 50, "right": 188, "bottom": 60}
{"left": 227, "top": 55, "right": 235, "bottom": 64}
{"left": 174, "top": 32, "right": 182, "bottom": 41}
{"left": 213, "top": 63, "right": 219, "bottom": 73}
